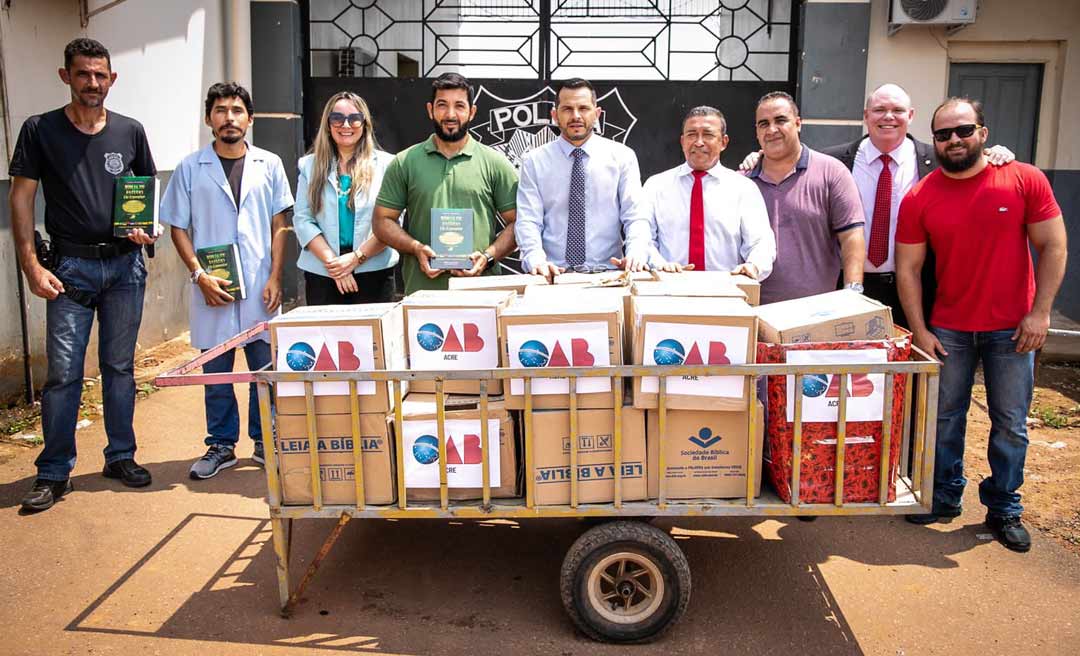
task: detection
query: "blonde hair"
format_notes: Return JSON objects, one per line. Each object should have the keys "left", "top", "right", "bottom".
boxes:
{"left": 307, "top": 91, "right": 380, "bottom": 216}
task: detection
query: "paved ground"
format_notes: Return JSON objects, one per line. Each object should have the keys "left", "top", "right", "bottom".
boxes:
{"left": 2, "top": 381, "right": 1079, "bottom": 656}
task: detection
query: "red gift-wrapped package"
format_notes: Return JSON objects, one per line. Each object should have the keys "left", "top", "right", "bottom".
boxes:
{"left": 758, "top": 335, "right": 911, "bottom": 504}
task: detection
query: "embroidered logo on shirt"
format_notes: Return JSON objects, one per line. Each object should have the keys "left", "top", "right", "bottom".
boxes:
{"left": 104, "top": 152, "right": 124, "bottom": 175}
{"left": 998, "top": 207, "right": 1009, "bottom": 212}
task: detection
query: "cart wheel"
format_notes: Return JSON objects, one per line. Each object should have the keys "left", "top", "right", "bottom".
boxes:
{"left": 560, "top": 520, "right": 690, "bottom": 643}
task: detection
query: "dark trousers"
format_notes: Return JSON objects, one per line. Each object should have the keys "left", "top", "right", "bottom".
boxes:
{"left": 304, "top": 267, "right": 396, "bottom": 305}
{"left": 863, "top": 272, "right": 908, "bottom": 329}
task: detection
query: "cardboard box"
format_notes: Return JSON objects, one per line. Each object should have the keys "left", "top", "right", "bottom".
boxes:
{"left": 395, "top": 394, "right": 519, "bottom": 501}
{"left": 271, "top": 303, "right": 406, "bottom": 415}
{"left": 401, "top": 289, "right": 515, "bottom": 395}
{"left": 530, "top": 406, "right": 647, "bottom": 505}
{"left": 651, "top": 271, "right": 760, "bottom": 305}
{"left": 646, "top": 402, "right": 764, "bottom": 500}
{"left": 276, "top": 412, "right": 395, "bottom": 505}
{"left": 553, "top": 271, "right": 658, "bottom": 286}
{"left": 500, "top": 295, "right": 623, "bottom": 410}
{"left": 632, "top": 296, "right": 757, "bottom": 411}
{"left": 525, "top": 283, "right": 635, "bottom": 358}
{"left": 447, "top": 273, "right": 550, "bottom": 295}
{"left": 755, "top": 290, "right": 893, "bottom": 344}
{"left": 630, "top": 278, "right": 747, "bottom": 302}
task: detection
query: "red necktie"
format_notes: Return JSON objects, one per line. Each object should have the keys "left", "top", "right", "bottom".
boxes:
{"left": 867, "top": 153, "right": 892, "bottom": 268}
{"left": 688, "top": 170, "right": 707, "bottom": 270}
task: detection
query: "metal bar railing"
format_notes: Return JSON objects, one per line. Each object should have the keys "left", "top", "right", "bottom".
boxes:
{"left": 304, "top": 382, "right": 323, "bottom": 511}
{"left": 524, "top": 378, "right": 535, "bottom": 509}
{"left": 657, "top": 376, "right": 668, "bottom": 508}
{"left": 791, "top": 373, "right": 803, "bottom": 507}
{"left": 834, "top": 374, "right": 848, "bottom": 507}
{"left": 744, "top": 375, "right": 756, "bottom": 506}
{"left": 569, "top": 376, "right": 580, "bottom": 509}
{"left": 613, "top": 375, "right": 624, "bottom": 509}
{"left": 479, "top": 380, "right": 491, "bottom": 507}
{"left": 435, "top": 380, "right": 449, "bottom": 510}
{"left": 348, "top": 380, "right": 365, "bottom": 511}
{"left": 878, "top": 374, "right": 895, "bottom": 506}
{"left": 393, "top": 381, "right": 406, "bottom": 510}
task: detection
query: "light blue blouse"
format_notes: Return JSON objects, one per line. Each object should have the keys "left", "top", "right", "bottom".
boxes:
{"left": 293, "top": 150, "right": 399, "bottom": 276}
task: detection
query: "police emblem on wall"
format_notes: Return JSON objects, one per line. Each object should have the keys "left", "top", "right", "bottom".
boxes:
{"left": 469, "top": 86, "right": 638, "bottom": 168}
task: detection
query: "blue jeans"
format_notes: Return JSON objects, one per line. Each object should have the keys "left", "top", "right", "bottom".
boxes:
{"left": 932, "top": 327, "right": 1034, "bottom": 517}
{"left": 201, "top": 339, "right": 271, "bottom": 448}
{"left": 37, "top": 251, "right": 147, "bottom": 481}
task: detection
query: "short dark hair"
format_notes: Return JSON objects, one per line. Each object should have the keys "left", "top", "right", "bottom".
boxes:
{"left": 430, "top": 72, "right": 474, "bottom": 106}
{"left": 204, "top": 82, "right": 254, "bottom": 119}
{"left": 683, "top": 106, "right": 727, "bottom": 135}
{"left": 931, "top": 96, "right": 986, "bottom": 131}
{"left": 557, "top": 78, "right": 596, "bottom": 103}
{"left": 756, "top": 90, "right": 799, "bottom": 117}
{"left": 64, "top": 38, "right": 111, "bottom": 70}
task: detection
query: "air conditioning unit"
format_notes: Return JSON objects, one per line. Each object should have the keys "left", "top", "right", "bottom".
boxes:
{"left": 890, "top": 0, "right": 977, "bottom": 26}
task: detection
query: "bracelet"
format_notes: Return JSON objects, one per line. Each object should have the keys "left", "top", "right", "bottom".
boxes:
{"left": 189, "top": 268, "right": 205, "bottom": 284}
{"left": 354, "top": 250, "right": 367, "bottom": 264}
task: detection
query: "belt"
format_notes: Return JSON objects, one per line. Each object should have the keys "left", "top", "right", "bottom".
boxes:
{"left": 864, "top": 272, "right": 896, "bottom": 283}
{"left": 53, "top": 239, "right": 139, "bottom": 260}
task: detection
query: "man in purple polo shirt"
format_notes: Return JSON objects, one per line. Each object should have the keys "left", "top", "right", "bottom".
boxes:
{"left": 747, "top": 91, "right": 866, "bottom": 304}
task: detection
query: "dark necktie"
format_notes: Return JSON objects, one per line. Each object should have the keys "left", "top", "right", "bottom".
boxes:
{"left": 867, "top": 153, "right": 892, "bottom": 268}
{"left": 688, "top": 169, "right": 707, "bottom": 270}
{"left": 565, "top": 148, "right": 587, "bottom": 268}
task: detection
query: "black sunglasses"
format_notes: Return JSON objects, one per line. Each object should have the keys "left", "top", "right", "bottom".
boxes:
{"left": 328, "top": 112, "right": 365, "bottom": 128}
{"left": 932, "top": 123, "right": 981, "bottom": 142}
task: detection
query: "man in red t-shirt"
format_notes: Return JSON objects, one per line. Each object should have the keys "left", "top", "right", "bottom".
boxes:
{"left": 895, "top": 97, "right": 1067, "bottom": 552}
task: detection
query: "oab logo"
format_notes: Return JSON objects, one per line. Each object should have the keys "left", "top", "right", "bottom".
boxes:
{"left": 518, "top": 338, "right": 596, "bottom": 368}
{"left": 801, "top": 373, "right": 875, "bottom": 399}
{"left": 411, "top": 433, "right": 482, "bottom": 465}
{"left": 688, "top": 428, "right": 721, "bottom": 449}
{"left": 285, "top": 341, "right": 361, "bottom": 371}
{"left": 416, "top": 322, "right": 484, "bottom": 360}
{"left": 652, "top": 338, "right": 731, "bottom": 366}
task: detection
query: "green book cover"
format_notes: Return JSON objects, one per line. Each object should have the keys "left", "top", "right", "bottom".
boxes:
{"left": 196, "top": 243, "right": 247, "bottom": 300}
{"left": 429, "top": 208, "right": 474, "bottom": 270}
{"left": 113, "top": 176, "right": 160, "bottom": 238}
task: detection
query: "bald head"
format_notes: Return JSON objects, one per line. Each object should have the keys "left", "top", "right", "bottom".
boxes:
{"left": 864, "top": 83, "right": 914, "bottom": 152}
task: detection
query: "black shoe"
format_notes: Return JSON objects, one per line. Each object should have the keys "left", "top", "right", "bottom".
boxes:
{"left": 985, "top": 513, "right": 1031, "bottom": 553}
{"left": 21, "top": 478, "right": 73, "bottom": 512}
{"left": 103, "top": 459, "right": 152, "bottom": 487}
{"left": 905, "top": 503, "right": 962, "bottom": 525}
{"left": 252, "top": 440, "right": 265, "bottom": 466}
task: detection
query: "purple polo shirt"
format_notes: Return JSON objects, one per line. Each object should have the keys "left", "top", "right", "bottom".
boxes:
{"left": 747, "top": 146, "right": 864, "bottom": 304}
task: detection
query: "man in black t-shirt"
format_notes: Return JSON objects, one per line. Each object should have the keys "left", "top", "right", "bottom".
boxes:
{"left": 9, "top": 38, "right": 159, "bottom": 512}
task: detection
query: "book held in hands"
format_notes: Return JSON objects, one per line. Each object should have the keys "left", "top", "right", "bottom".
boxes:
{"left": 113, "top": 176, "right": 160, "bottom": 238}
{"left": 196, "top": 244, "right": 247, "bottom": 300}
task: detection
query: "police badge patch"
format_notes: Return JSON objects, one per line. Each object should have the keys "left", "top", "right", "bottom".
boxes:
{"left": 104, "top": 152, "right": 124, "bottom": 175}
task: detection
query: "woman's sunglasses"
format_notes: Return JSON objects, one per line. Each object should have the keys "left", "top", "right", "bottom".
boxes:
{"left": 329, "top": 112, "right": 365, "bottom": 128}
{"left": 932, "top": 123, "right": 981, "bottom": 142}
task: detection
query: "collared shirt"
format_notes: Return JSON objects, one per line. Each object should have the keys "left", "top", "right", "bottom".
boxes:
{"left": 747, "top": 146, "right": 864, "bottom": 304}
{"left": 160, "top": 142, "right": 294, "bottom": 349}
{"left": 376, "top": 135, "right": 518, "bottom": 294}
{"left": 643, "top": 160, "right": 775, "bottom": 278}
{"left": 515, "top": 134, "right": 651, "bottom": 271}
{"left": 293, "top": 150, "right": 399, "bottom": 277}
{"left": 852, "top": 137, "right": 917, "bottom": 273}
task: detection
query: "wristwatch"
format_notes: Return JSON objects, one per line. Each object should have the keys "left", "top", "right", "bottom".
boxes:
{"left": 354, "top": 250, "right": 368, "bottom": 265}
{"left": 190, "top": 267, "right": 205, "bottom": 284}
{"left": 482, "top": 252, "right": 495, "bottom": 270}
{"left": 845, "top": 281, "right": 864, "bottom": 294}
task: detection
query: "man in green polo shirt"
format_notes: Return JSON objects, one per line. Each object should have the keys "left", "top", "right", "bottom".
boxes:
{"left": 372, "top": 72, "right": 518, "bottom": 293}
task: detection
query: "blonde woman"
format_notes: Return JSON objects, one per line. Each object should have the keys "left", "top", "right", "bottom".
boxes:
{"left": 294, "top": 92, "right": 396, "bottom": 303}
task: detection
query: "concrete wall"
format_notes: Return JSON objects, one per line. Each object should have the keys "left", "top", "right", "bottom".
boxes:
{"left": 0, "top": 0, "right": 228, "bottom": 401}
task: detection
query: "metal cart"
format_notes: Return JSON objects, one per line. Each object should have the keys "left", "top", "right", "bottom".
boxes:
{"left": 156, "top": 322, "right": 940, "bottom": 643}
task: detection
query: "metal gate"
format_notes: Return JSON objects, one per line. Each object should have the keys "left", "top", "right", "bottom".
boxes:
{"left": 301, "top": 0, "right": 799, "bottom": 177}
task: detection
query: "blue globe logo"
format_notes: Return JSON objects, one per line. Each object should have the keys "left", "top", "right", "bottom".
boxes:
{"left": 416, "top": 323, "right": 445, "bottom": 352}
{"left": 653, "top": 339, "right": 686, "bottom": 366}
{"left": 802, "top": 373, "right": 829, "bottom": 397}
{"left": 412, "top": 435, "right": 439, "bottom": 464}
{"left": 285, "top": 342, "right": 316, "bottom": 371}
{"left": 518, "top": 340, "right": 550, "bottom": 368}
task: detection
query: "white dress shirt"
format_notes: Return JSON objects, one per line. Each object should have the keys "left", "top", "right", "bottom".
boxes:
{"left": 515, "top": 134, "right": 652, "bottom": 271}
{"left": 852, "top": 137, "right": 917, "bottom": 273}
{"left": 643, "top": 161, "right": 776, "bottom": 278}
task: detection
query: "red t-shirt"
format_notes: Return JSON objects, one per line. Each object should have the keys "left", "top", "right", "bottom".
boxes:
{"left": 896, "top": 161, "right": 1061, "bottom": 331}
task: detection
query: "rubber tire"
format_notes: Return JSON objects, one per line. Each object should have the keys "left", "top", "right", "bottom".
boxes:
{"left": 560, "top": 520, "right": 690, "bottom": 644}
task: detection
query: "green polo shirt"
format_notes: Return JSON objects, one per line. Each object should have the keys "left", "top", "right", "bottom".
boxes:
{"left": 376, "top": 135, "right": 518, "bottom": 293}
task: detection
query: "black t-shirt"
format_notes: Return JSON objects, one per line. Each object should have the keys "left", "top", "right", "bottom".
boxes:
{"left": 9, "top": 107, "right": 156, "bottom": 245}
{"left": 218, "top": 153, "right": 245, "bottom": 208}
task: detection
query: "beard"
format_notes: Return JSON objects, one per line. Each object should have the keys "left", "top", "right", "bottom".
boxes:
{"left": 217, "top": 127, "right": 245, "bottom": 144}
{"left": 432, "top": 117, "right": 470, "bottom": 142}
{"left": 74, "top": 90, "right": 104, "bottom": 108}
{"left": 936, "top": 140, "right": 983, "bottom": 173}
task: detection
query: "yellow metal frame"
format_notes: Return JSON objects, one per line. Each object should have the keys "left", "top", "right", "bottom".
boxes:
{"left": 173, "top": 346, "right": 941, "bottom": 614}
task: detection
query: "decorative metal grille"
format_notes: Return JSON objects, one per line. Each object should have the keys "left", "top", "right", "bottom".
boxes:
{"left": 307, "top": 0, "right": 794, "bottom": 81}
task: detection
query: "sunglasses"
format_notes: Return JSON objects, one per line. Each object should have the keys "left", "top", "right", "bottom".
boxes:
{"left": 328, "top": 112, "right": 365, "bottom": 128}
{"left": 932, "top": 123, "right": 981, "bottom": 142}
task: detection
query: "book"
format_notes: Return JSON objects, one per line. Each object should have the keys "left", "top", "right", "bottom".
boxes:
{"left": 429, "top": 208, "right": 474, "bottom": 270}
{"left": 113, "top": 176, "right": 160, "bottom": 238}
{"left": 196, "top": 243, "right": 247, "bottom": 300}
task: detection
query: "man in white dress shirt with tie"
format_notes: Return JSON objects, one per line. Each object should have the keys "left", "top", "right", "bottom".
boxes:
{"left": 643, "top": 106, "right": 775, "bottom": 277}
{"left": 515, "top": 78, "right": 652, "bottom": 281}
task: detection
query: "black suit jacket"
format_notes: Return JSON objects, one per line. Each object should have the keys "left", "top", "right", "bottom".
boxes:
{"left": 820, "top": 134, "right": 937, "bottom": 324}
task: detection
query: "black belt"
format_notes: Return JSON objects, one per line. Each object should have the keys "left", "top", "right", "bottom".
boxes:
{"left": 54, "top": 239, "right": 139, "bottom": 260}
{"left": 864, "top": 272, "right": 896, "bottom": 283}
